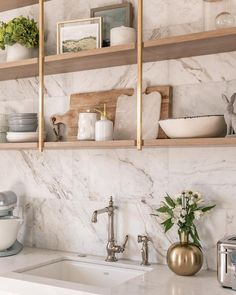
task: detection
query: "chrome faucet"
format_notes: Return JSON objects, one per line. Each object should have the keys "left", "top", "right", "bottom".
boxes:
{"left": 91, "top": 197, "right": 128, "bottom": 262}
{"left": 138, "top": 235, "right": 150, "bottom": 266}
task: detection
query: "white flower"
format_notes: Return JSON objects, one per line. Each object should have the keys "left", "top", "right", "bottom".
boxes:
{"left": 194, "top": 210, "right": 203, "bottom": 220}
{"left": 189, "top": 199, "right": 194, "bottom": 205}
{"left": 173, "top": 205, "right": 182, "bottom": 219}
{"left": 181, "top": 209, "right": 187, "bottom": 216}
{"left": 179, "top": 217, "right": 185, "bottom": 223}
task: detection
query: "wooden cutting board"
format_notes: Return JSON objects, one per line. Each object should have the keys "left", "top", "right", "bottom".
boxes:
{"left": 52, "top": 86, "right": 172, "bottom": 139}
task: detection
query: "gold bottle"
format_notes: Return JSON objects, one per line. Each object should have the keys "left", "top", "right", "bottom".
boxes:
{"left": 167, "top": 231, "right": 203, "bottom": 276}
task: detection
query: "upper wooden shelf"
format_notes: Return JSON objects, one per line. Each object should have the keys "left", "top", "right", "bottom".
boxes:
{"left": 1, "top": 28, "right": 236, "bottom": 81}
{"left": 144, "top": 27, "right": 236, "bottom": 62}
{"left": 0, "top": 0, "right": 50, "bottom": 12}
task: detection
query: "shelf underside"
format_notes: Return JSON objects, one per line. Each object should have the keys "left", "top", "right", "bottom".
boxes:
{"left": 1, "top": 138, "right": 236, "bottom": 150}
{"left": 0, "top": 0, "right": 50, "bottom": 12}
{"left": 1, "top": 28, "right": 236, "bottom": 81}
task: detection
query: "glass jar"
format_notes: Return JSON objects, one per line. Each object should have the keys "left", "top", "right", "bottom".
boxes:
{"left": 203, "top": 0, "right": 235, "bottom": 30}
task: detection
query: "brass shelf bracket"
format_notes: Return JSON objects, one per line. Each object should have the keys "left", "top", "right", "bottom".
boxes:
{"left": 39, "top": 0, "right": 45, "bottom": 152}
{"left": 137, "top": 0, "right": 143, "bottom": 150}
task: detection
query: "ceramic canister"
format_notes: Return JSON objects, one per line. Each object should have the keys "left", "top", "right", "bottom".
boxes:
{"left": 77, "top": 112, "right": 97, "bottom": 141}
{"left": 110, "top": 26, "right": 136, "bottom": 46}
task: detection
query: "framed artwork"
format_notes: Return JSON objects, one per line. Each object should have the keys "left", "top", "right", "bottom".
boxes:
{"left": 91, "top": 3, "right": 133, "bottom": 47}
{"left": 57, "top": 17, "right": 102, "bottom": 54}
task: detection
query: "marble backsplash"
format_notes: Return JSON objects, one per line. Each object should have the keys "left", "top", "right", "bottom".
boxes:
{"left": 0, "top": 0, "right": 235, "bottom": 270}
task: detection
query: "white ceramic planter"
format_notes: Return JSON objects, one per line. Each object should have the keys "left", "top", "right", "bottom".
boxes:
{"left": 7, "top": 44, "right": 32, "bottom": 62}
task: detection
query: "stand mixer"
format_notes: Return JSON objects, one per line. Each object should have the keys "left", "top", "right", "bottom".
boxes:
{"left": 0, "top": 191, "right": 23, "bottom": 257}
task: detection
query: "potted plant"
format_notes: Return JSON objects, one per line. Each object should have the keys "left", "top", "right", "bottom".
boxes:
{"left": 153, "top": 190, "right": 215, "bottom": 276}
{"left": 0, "top": 16, "right": 39, "bottom": 62}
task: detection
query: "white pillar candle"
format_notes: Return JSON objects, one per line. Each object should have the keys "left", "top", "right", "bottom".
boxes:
{"left": 110, "top": 26, "right": 136, "bottom": 46}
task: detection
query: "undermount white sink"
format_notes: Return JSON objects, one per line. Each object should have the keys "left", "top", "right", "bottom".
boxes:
{"left": 15, "top": 257, "right": 151, "bottom": 290}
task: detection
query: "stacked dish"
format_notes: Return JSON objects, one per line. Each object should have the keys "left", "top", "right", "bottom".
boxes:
{"left": 8, "top": 113, "right": 38, "bottom": 132}
{"left": 0, "top": 114, "right": 8, "bottom": 143}
{"left": 7, "top": 113, "right": 39, "bottom": 143}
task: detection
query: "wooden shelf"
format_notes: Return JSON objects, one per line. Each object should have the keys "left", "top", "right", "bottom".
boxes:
{"left": 144, "top": 138, "right": 236, "bottom": 147}
{"left": 45, "top": 43, "right": 136, "bottom": 76}
{"left": 144, "top": 27, "right": 236, "bottom": 62}
{"left": 0, "top": 44, "right": 136, "bottom": 81}
{"left": 45, "top": 140, "right": 136, "bottom": 150}
{"left": 0, "top": 138, "right": 236, "bottom": 150}
{"left": 0, "top": 142, "right": 38, "bottom": 150}
{"left": 1, "top": 28, "right": 236, "bottom": 81}
{"left": 0, "top": 0, "right": 50, "bottom": 12}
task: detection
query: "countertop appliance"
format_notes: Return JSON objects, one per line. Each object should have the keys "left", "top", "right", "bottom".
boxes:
{"left": 217, "top": 235, "right": 236, "bottom": 289}
{"left": 0, "top": 191, "right": 23, "bottom": 257}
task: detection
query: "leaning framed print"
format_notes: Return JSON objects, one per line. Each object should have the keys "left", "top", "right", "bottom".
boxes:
{"left": 91, "top": 3, "right": 133, "bottom": 47}
{"left": 57, "top": 17, "right": 102, "bottom": 54}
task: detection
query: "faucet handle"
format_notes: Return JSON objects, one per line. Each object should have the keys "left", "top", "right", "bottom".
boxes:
{"left": 122, "top": 235, "right": 129, "bottom": 251}
{"left": 138, "top": 235, "right": 150, "bottom": 243}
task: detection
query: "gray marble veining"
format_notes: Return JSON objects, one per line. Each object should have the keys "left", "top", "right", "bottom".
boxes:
{"left": 0, "top": 0, "right": 235, "bottom": 270}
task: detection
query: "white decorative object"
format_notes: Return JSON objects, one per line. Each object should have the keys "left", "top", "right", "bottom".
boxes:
{"left": 7, "top": 44, "right": 32, "bottom": 62}
{"left": 0, "top": 217, "right": 22, "bottom": 251}
{"left": 114, "top": 91, "right": 162, "bottom": 140}
{"left": 95, "top": 104, "right": 113, "bottom": 141}
{"left": 222, "top": 93, "right": 236, "bottom": 136}
{"left": 7, "top": 132, "right": 46, "bottom": 143}
{"left": 159, "top": 116, "right": 226, "bottom": 139}
{"left": 77, "top": 112, "right": 97, "bottom": 141}
{"left": 110, "top": 26, "right": 136, "bottom": 46}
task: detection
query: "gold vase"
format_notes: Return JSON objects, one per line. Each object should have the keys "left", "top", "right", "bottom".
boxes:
{"left": 167, "top": 231, "right": 203, "bottom": 276}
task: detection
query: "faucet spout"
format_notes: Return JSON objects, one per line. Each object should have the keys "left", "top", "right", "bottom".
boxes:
{"left": 91, "top": 207, "right": 108, "bottom": 223}
{"left": 91, "top": 197, "right": 128, "bottom": 262}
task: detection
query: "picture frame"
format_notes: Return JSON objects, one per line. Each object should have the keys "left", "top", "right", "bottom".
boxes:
{"left": 57, "top": 17, "right": 102, "bottom": 54}
{"left": 91, "top": 3, "right": 133, "bottom": 47}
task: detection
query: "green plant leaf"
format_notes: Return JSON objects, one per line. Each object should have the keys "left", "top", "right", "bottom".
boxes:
{"left": 0, "top": 16, "right": 39, "bottom": 49}
{"left": 202, "top": 205, "right": 216, "bottom": 212}
{"left": 162, "top": 218, "right": 174, "bottom": 233}
{"left": 156, "top": 206, "right": 168, "bottom": 213}
{"left": 165, "top": 195, "right": 176, "bottom": 208}
{"left": 192, "top": 223, "right": 200, "bottom": 241}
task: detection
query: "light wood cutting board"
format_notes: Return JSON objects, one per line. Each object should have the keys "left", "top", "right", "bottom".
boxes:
{"left": 52, "top": 86, "right": 172, "bottom": 139}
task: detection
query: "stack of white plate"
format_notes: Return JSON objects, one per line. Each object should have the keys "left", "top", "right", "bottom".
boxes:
{"left": 0, "top": 114, "right": 8, "bottom": 143}
{"left": 7, "top": 113, "right": 42, "bottom": 143}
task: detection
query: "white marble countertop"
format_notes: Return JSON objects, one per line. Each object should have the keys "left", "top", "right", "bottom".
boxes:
{"left": 0, "top": 247, "right": 232, "bottom": 295}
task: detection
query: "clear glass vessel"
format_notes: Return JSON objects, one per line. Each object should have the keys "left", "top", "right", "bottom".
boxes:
{"left": 203, "top": 0, "right": 235, "bottom": 30}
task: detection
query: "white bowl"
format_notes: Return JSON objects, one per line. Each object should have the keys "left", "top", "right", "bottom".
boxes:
{"left": 159, "top": 115, "right": 226, "bottom": 139}
{"left": 0, "top": 217, "right": 22, "bottom": 251}
{"left": 7, "top": 132, "right": 46, "bottom": 143}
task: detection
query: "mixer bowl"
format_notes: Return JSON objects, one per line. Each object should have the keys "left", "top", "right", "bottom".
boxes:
{"left": 0, "top": 217, "right": 22, "bottom": 251}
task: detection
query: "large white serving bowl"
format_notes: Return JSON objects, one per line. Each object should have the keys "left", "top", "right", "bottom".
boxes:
{"left": 159, "top": 115, "right": 226, "bottom": 139}
{"left": 0, "top": 217, "right": 22, "bottom": 251}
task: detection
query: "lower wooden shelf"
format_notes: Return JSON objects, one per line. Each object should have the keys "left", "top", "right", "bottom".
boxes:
{"left": 144, "top": 137, "right": 236, "bottom": 147}
{"left": 44, "top": 140, "right": 136, "bottom": 149}
{"left": 0, "top": 138, "right": 235, "bottom": 150}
